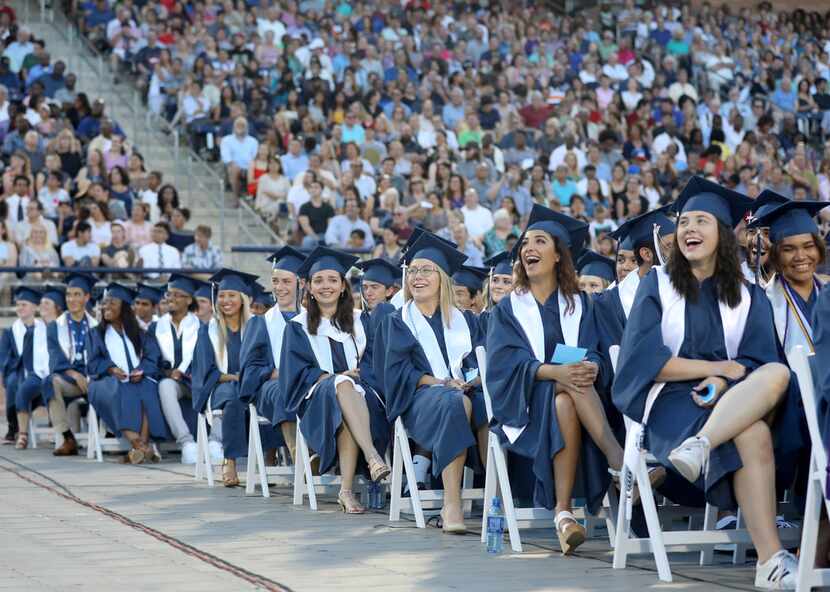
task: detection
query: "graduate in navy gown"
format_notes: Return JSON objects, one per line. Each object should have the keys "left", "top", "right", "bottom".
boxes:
{"left": 194, "top": 280, "right": 214, "bottom": 324}
{"left": 375, "top": 233, "right": 490, "bottom": 533}
{"left": 279, "top": 247, "right": 391, "bottom": 514}
{"left": 353, "top": 258, "right": 399, "bottom": 394}
{"left": 478, "top": 252, "right": 514, "bottom": 341}
{"left": 452, "top": 265, "right": 488, "bottom": 313}
{"left": 240, "top": 247, "right": 305, "bottom": 463}
{"left": 485, "top": 204, "right": 635, "bottom": 555}
{"left": 39, "top": 286, "right": 65, "bottom": 324}
{"left": 4, "top": 288, "right": 50, "bottom": 450}
{"left": 250, "top": 282, "right": 276, "bottom": 316}
{"left": 612, "top": 176, "right": 802, "bottom": 589}
{"left": 741, "top": 189, "right": 788, "bottom": 287}
{"left": 87, "top": 283, "right": 169, "bottom": 464}
{"left": 389, "top": 228, "right": 459, "bottom": 310}
{"left": 750, "top": 199, "right": 828, "bottom": 355}
{"left": 133, "top": 283, "right": 162, "bottom": 331}
{"left": 46, "top": 273, "right": 98, "bottom": 457}
{"left": 576, "top": 251, "right": 616, "bottom": 295}
{"left": 813, "top": 285, "right": 830, "bottom": 468}
{"left": 149, "top": 274, "right": 202, "bottom": 465}
{"left": 191, "top": 268, "right": 258, "bottom": 486}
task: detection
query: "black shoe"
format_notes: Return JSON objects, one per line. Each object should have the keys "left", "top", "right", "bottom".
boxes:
{"left": 3, "top": 428, "right": 17, "bottom": 444}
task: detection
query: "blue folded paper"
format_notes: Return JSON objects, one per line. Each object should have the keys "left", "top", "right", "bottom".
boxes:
{"left": 551, "top": 344, "right": 588, "bottom": 364}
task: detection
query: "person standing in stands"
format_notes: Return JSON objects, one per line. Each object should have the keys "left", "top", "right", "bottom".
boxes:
{"left": 46, "top": 273, "right": 98, "bottom": 456}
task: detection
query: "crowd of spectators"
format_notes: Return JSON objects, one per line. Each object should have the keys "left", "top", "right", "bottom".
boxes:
{"left": 0, "top": 1, "right": 225, "bottom": 303}
{"left": 73, "top": 0, "right": 830, "bottom": 264}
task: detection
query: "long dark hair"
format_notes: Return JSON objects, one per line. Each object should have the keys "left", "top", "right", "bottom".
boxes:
{"left": 98, "top": 298, "right": 143, "bottom": 355}
{"left": 513, "top": 235, "right": 581, "bottom": 314}
{"left": 666, "top": 220, "right": 743, "bottom": 307}
{"left": 305, "top": 276, "right": 355, "bottom": 336}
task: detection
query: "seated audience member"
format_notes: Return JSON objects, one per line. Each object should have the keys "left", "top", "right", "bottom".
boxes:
{"left": 220, "top": 116, "right": 258, "bottom": 202}
{"left": 60, "top": 221, "right": 101, "bottom": 267}
{"left": 181, "top": 225, "right": 222, "bottom": 272}
{"left": 137, "top": 222, "right": 181, "bottom": 278}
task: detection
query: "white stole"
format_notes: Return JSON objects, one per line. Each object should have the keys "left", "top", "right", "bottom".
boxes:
{"left": 401, "top": 300, "right": 471, "bottom": 381}
{"left": 56, "top": 312, "right": 98, "bottom": 365}
{"left": 642, "top": 266, "right": 750, "bottom": 423}
{"left": 617, "top": 268, "right": 641, "bottom": 319}
{"left": 390, "top": 289, "right": 405, "bottom": 310}
{"left": 264, "top": 306, "right": 287, "bottom": 369}
{"left": 207, "top": 318, "right": 229, "bottom": 374}
{"left": 766, "top": 274, "right": 820, "bottom": 355}
{"left": 104, "top": 325, "right": 140, "bottom": 380}
{"left": 504, "top": 289, "right": 583, "bottom": 443}
{"left": 12, "top": 318, "right": 50, "bottom": 379}
{"left": 155, "top": 313, "right": 199, "bottom": 373}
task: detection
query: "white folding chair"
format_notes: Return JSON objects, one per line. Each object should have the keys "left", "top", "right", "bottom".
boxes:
{"left": 292, "top": 417, "right": 354, "bottom": 510}
{"left": 84, "top": 405, "right": 130, "bottom": 462}
{"left": 609, "top": 345, "right": 801, "bottom": 582}
{"left": 245, "top": 404, "right": 294, "bottom": 498}
{"left": 788, "top": 345, "right": 830, "bottom": 592}
{"left": 194, "top": 409, "right": 224, "bottom": 486}
{"left": 475, "top": 346, "right": 617, "bottom": 552}
{"left": 28, "top": 414, "right": 53, "bottom": 449}
{"left": 388, "top": 415, "right": 480, "bottom": 528}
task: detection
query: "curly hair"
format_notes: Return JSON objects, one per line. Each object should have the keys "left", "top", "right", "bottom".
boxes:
{"left": 305, "top": 276, "right": 355, "bottom": 336}
{"left": 769, "top": 233, "right": 827, "bottom": 275}
{"left": 666, "top": 220, "right": 743, "bottom": 308}
{"left": 512, "top": 235, "right": 581, "bottom": 314}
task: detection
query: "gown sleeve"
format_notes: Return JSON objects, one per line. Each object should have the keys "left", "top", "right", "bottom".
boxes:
{"left": 191, "top": 324, "right": 221, "bottom": 413}
{"left": 85, "top": 329, "right": 116, "bottom": 380}
{"left": 278, "top": 321, "right": 326, "bottom": 417}
{"left": 147, "top": 322, "right": 170, "bottom": 372}
{"left": 732, "top": 284, "right": 782, "bottom": 373}
{"left": 359, "top": 302, "right": 396, "bottom": 395}
{"left": 239, "top": 315, "right": 274, "bottom": 402}
{"left": 611, "top": 269, "right": 673, "bottom": 423}
{"left": 47, "top": 322, "right": 71, "bottom": 374}
{"left": 462, "top": 309, "right": 482, "bottom": 373}
{"left": 812, "top": 285, "right": 830, "bottom": 449}
{"left": 138, "top": 331, "right": 162, "bottom": 380}
{"left": 378, "top": 313, "right": 430, "bottom": 422}
{"left": 0, "top": 329, "right": 11, "bottom": 377}
{"left": 580, "top": 293, "right": 612, "bottom": 393}
{"left": 484, "top": 297, "right": 543, "bottom": 430}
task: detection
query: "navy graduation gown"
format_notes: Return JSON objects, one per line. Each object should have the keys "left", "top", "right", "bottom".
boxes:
{"left": 612, "top": 270, "right": 804, "bottom": 509}
{"left": 86, "top": 328, "right": 169, "bottom": 440}
{"left": 359, "top": 302, "right": 396, "bottom": 395}
{"left": 14, "top": 325, "right": 45, "bottom": 412}
{"left": 593, "top": 287, "right": 626, "bottom": 363}
{"left": 375, "top": 308, "right": 485, "bottom": 477}
{"left": 279, "top": 320, "right": 389, "bottom": 475}
{"left": 485, "top": 291, "right": 611, "bottom": 513}
{"left": 0, "top": 328, "right": 19, "bottom": 411}
{"left": 812, "top": 285, "right": 830, "bottom": 462}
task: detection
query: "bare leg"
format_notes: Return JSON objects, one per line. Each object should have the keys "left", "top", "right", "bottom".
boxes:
{"left": 281, "top": 420, "right": 297, "bottom": 462}
{"left": 564, "top": 386, "right": 624, "bottom": 470}
{"left": 553, "top": 393, "right": 581, "bottom": 515}
{"left": 732, "top": 421, "right": 782, "bottom": 563}
{"left": 337, "top": 422, "right": 360, "bottom": 491}
{"left": 16, "top": 410, "right": 30, "bottom": 440}
{"left": 698, "top": 363, "right": 789, "bottom": 449}
{"left": 442, "top": 395, "right": 472, "bottom": 524}
{"left": 476, "top": 424, "right": 489, "bottom": 467}
{"left": 335, "top": 382, "right": 380, "bottom": 460}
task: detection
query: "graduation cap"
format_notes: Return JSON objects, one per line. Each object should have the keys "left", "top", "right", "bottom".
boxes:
{"left": 66, "top": 272, "right": 96, "bottom": 294}
{"left": 194, "top": 279, "right": 212, "bottom": 300}
{"left": 577, "top": 251, "right": 616, "bottom": 283}
{"left": 15, "top": 286, "right": 41, "bottom": 305}
{"left": 452, "top": 265, "right": 489, "bottom": 293}
{"left": 135, "top": 283, "right": 164, "bottom": 305}
{"left": 267, "top": 246, "right": 306, "bottom": 274}
{"left": 521, "top": 203, "right": 590, "bottom": 252}
{"left": 209, "top": 268, "right": 260, "bottom": 297}
{"left": 751, "top": 200, "right": 827, "bottom": 243}
{"left": 610, "top": 204, "right": 676, "bottom": 249}
{"left": 105, "top": 282, "right": 137, "bottom": 305}
{"left": 355, "top": 258, "right": 401, "bottom": 287}
{"left": 41, "top": 285, "right": 66, "bottom": 310}
{"left": 252, "top": 282, "right": 275, "bottom": 308}
{"left": 484, "top": 251, "right": 513, "bottom": 276}
{"left": 296, "top": 246, "right": 359, "bottom": 279}
{"left": 403, "top": 231, "right": 468, "bottom": 276}
{"left": 402, "top": 227, "right": 457, "bottom": 255}
{"left": 674, "top": 176, "right": 753, "bottom": 228}
{"left": 168, "top": 273, "right": 199, "bottom": 296}
{"left": 748, "top": 189, "right": 790, "bottom": 224}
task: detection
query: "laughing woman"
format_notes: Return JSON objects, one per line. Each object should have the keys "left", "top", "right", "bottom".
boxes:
{"left": 86, "top": 283, "right": 169, "bottom": 464}
{"left": 191, "top": 269, "right": 258, "bottom": 487}
{"left": 377, "top": 232, "right": 491, "bottom": 534}
{"left": 279, "top": 247, "right": 391, "bottom": 515}
{"left": 485, "top": 204, "right": 628, "bottom": 555}
{"left": 477, "top": 251, "right": 514, "bottom": 339}
{"left": 613, "top": 177, "right": 803, "bottom": 590}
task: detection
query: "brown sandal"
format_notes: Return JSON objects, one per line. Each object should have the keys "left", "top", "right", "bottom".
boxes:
{"left": 223, "top": 459, "right": 240, "bottom": 487}
{"left": 337, "top": 489, "right": 366, "bottom": 514}
{"left": 14, "top": 432, "right": 28, "bottom": 450}
{"left": 367, "top": 454, "right": 391, "bottom": 482}
{"left": 554, "top": 511, "right": 586, "bottom": 555}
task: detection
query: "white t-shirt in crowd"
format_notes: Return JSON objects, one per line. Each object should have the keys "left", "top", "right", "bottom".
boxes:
{"left": 61, "top": 239, "right": 101, "bottom": 262}
{"left": 461, "top": 205, "right": 494, "bottom": 239}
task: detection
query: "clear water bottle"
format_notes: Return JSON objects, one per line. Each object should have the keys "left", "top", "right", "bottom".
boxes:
{"left": 486, "top": 497, "right": 504, "bottom": 554}
{"left": 368, "top": 481, "right": 383, "bottom": 509}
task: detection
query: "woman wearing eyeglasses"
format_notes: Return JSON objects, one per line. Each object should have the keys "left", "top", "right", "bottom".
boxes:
{"left": 376, "top": 232, "right": 489, "bottom": 534}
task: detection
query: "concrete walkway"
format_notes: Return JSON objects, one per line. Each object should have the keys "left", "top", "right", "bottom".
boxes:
{"left": 0, "top": 445, "right": 764, "bottom": 592}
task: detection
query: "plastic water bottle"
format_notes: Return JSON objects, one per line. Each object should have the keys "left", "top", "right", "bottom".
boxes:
{"left": 368, "top": 481, "right": 383, "bottom": 509}
{"left": 486, "top": 497, "right": 504, "bottom": 554}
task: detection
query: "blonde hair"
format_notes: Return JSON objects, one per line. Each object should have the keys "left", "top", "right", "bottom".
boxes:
{"left": 403, "top": 264, "right": 456, "bottom": 327}
{"left": 214, "top": 292, "right": 252, "bottom": 367}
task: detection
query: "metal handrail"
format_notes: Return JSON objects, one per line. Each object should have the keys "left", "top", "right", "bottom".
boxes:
{"left": 0, "top": 266, "right": 220, "bottom": 274}
{"left": 231, "top": 245, "right": 373, "bottom": 255}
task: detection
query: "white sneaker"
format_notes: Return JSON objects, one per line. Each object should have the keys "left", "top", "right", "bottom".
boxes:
{"left": 208, "top": 440, "right": 224, "bottom": 464}
{"left": 668, "top": 435, "right": 710, "bottom": 483}
{"left": 181, "top": 441, "right": 198, "bottom": 465}
{"left": 755, "top": 550, "right": 798, "bottom": 590}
